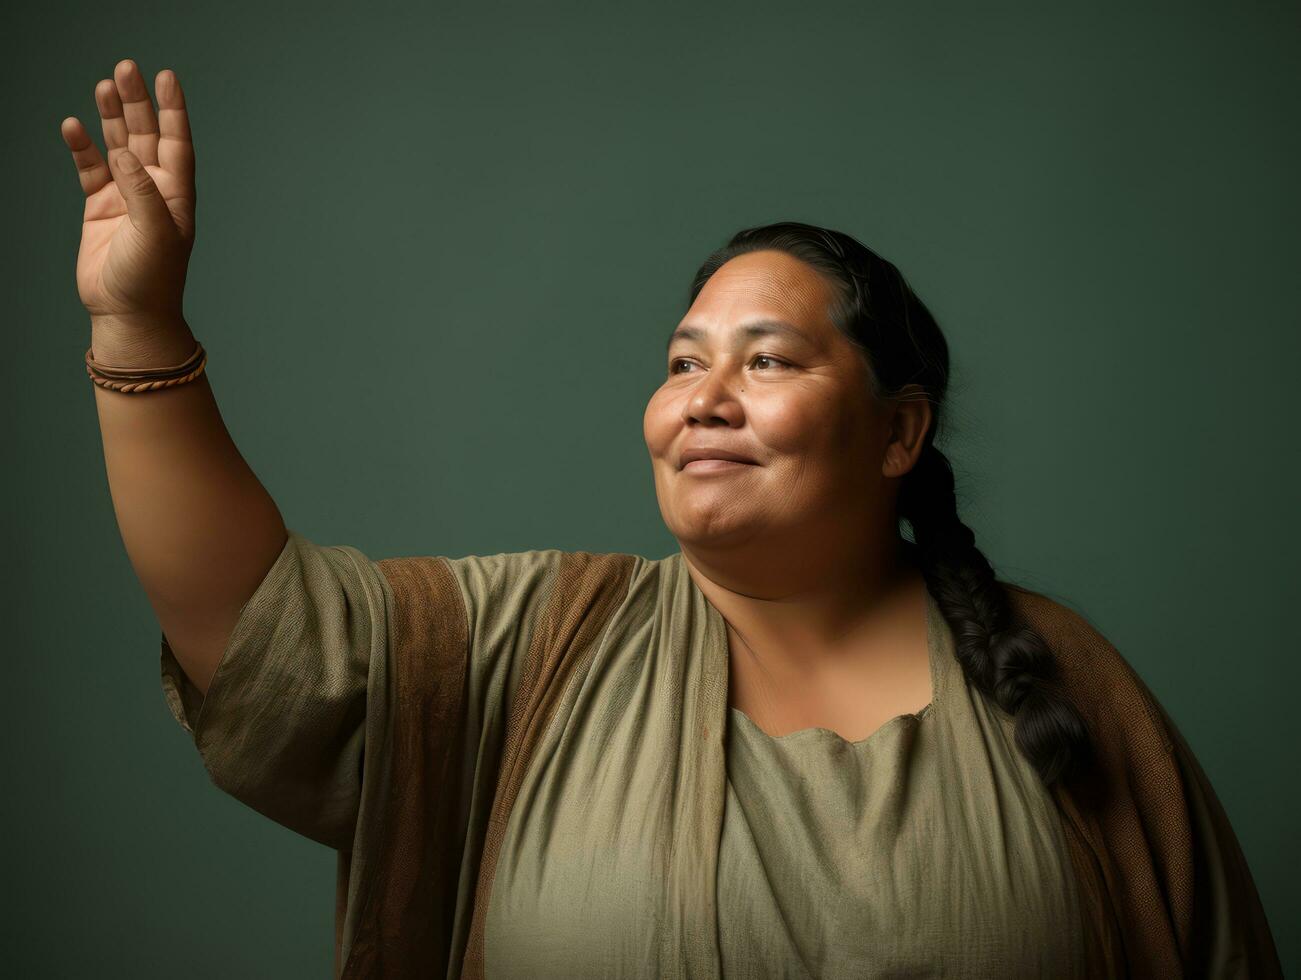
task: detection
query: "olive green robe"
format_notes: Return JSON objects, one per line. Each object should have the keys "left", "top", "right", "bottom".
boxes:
{"left": 160, "top": 529, "right": 1282, "bottom": 978}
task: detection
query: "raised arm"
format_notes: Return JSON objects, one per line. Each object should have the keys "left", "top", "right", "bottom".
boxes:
{"left": 63, "top": 59, "right": 286, "bottom": 697}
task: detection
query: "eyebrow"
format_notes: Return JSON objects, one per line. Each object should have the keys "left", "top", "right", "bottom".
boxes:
{"left": 665, "top": 319, "right": 810, "bottom": 354}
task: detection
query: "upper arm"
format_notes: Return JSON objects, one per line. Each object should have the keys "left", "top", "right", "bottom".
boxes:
{"left": 160, "top": 532, "right": 572, "bottom": 857}
{"left": 160, "top": 528, "right": 392, "bottom": 850}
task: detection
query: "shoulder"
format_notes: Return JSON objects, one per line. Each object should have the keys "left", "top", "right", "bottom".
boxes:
{"left": 438, "top": 548, "right": 645, "bottom": 595}
{"left": 376, "top": 547, "right": 649, "bottom": 624}
{"left": 998, "top": 580, "right": 1174, "bottom": 756}
{"left": 1002, "top": 583, "right": 1285, "bottom": 974}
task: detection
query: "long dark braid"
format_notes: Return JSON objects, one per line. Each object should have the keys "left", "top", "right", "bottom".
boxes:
{"left": 899, "top": 441, "right": 1093, "bottom": 787}
{"left": 688, "top": 220, "right": 1094, "bottom": 788}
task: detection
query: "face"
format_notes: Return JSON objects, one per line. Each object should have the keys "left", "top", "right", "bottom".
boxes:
{"left": 644, "top": 249, "right": 903, "bottom": 571}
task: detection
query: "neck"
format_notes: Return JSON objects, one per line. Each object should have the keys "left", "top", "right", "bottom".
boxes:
{"left": 680, "top": 529, "right": 922, "bottom": 671}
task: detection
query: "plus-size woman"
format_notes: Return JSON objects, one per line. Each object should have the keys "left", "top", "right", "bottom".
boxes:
{"left": 67, "top": 59, "right": 1281, "bottom": 978}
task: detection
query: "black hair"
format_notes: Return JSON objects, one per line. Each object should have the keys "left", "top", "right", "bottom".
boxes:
{"left": 688, "top": 220, "right": 1093, "bottom": 789}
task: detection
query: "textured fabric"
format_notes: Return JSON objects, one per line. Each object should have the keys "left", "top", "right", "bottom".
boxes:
{"left": 161, "top": 529, "right": 572, "bottom": 977}
{"left": 461, "top": 551, "right": 639, "bottom": 979}
{"left": 473, "top": 548, "right": 728, "bottom": 979}
{"left": 160, "top": 529, "right": 384, "bottom": 852}
{"left": 160, "top": 530, "right": 1283, "bottom": 978}
{"left": 349, "top": 542, "right": 573, "bottom": 978}
{"left": 336, "top": 550, "right": 469, "bottom": 978}
{"left": 716, "top": 589, "right": 1089, "bottom": 978}
{"left": 1008, "top": 585, "right": 1284, "bottom": 978}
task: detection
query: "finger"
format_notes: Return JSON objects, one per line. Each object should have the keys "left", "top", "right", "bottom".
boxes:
{"left": 60, "top": 116, "right": 112, "bottom": 198}
{"left": 113, "top": 59, "right": 160, "bottom": 168}
{"left": 95, "top": 77, "right": 129, "bottom": 160}
{"left": 108, "top": 147, "right": 175, "bottom": 237}
{"left": 154, "top": 69, "right": 194, "bottom": 192}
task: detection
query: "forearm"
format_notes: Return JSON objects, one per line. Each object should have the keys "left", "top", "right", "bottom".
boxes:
{"left": 92, "top": 316, "right": 287, "bottom": 692}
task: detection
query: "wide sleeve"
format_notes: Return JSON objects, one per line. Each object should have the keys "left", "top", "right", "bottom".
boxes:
{"left": 1155, "top": 701, "right": 1284, "bottom": 978}
{"left": 160, "top": 528, "right": 393, "bottom": 851}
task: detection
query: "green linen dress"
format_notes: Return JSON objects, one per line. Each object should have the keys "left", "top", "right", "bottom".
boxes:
{"left": 158, "top": 528, "right": 1089, "bottom": 978}
{"left": 716, "top": 586, "right": 1088, "bottom": 978}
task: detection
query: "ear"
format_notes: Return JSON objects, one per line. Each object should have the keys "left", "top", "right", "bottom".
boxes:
{"left": 882, "top": 386, "right": 932, "bottom": 478}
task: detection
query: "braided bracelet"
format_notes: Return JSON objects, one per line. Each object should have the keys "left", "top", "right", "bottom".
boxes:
{"left": 85, "top": 340, "right": 207, "bottom": 394}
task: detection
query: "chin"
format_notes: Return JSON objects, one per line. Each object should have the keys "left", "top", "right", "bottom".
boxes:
{"left": 668, "top": 510, "right": 765, "bottom": 550}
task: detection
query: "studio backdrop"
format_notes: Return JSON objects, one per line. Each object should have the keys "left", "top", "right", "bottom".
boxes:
{"left": 8, "top": 0, "right": 1297, "bottom": 975}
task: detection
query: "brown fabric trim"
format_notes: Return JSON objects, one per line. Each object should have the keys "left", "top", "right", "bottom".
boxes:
{"left": 1006, "top": 584, "right": 1186, "bottom": 978}
{"left": 461, "top": 552, "right": 638, "bottom": 980}
{"left": 334, "top": 848, "right": 350, "bottom": 978}
{"left": 339, "top": 556, "right": 471, "bottom": 979}
{"left": 1155, "top": 694, "right": 1284, "bottom": 977}
{"left": 1056, "top": 782, "right": 1125, "bottom": 977}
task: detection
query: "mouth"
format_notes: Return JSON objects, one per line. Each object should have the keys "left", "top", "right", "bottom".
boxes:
{"left": 680, "top": 458, "right": 757, "bottom": 473}
{"left": 678, "top": 448, "right": 759, "bottom": 470}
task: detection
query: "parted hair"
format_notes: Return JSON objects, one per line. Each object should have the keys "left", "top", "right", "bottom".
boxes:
{"left": 688, "top": 220, "right": 1094, "bottom": 789}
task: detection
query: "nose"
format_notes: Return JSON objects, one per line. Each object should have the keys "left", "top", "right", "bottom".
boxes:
{"left": 682, "top": 363, "right": 745, "bottom": 427}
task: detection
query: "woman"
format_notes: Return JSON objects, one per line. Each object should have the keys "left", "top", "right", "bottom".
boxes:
{"left": 68, "top": 61, "right": 1281, "bottom": 978}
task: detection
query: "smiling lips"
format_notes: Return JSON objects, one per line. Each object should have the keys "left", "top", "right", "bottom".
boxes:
{"left": 678, "top": 447, "right": 758, "bottom": 469}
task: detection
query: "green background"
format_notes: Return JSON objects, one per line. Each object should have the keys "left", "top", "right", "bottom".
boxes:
{"left": 9, "top": 0, "right": 1296, "bottom": 974}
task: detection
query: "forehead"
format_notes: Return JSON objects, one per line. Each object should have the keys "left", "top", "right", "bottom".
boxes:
{"left": 685, "top": 249, "right": 836, "bottom": 329}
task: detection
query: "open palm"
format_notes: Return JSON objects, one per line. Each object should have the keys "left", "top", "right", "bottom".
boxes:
{"left": 60, "top": 59, "right": 196, "bottom": 324}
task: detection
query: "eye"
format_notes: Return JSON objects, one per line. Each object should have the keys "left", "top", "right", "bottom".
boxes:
{"left": 668, "top": 354, "right": 789, "bottom": 374}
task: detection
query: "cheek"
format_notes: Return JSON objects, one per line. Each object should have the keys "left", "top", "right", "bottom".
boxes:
{"left": 753, "top": 392, "right": 877, "bottom": 494}
{"left": 642, "top": 390, "right": 675, "bottom": 452}
{"left": 749, "top": 389, "right": 842, "bottom": 453}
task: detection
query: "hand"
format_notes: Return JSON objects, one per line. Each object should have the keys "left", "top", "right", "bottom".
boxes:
{"left": 61, "top": 59, "right": 196, "bottom": 329}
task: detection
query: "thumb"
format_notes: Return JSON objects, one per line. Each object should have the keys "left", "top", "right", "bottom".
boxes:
{"left": 111, "top": 150, "right": 173, "bottom": 236}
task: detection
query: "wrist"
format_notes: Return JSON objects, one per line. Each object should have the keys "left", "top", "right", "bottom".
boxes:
{"left": 90, "top": 315, "right": 197, "bottom": 369}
